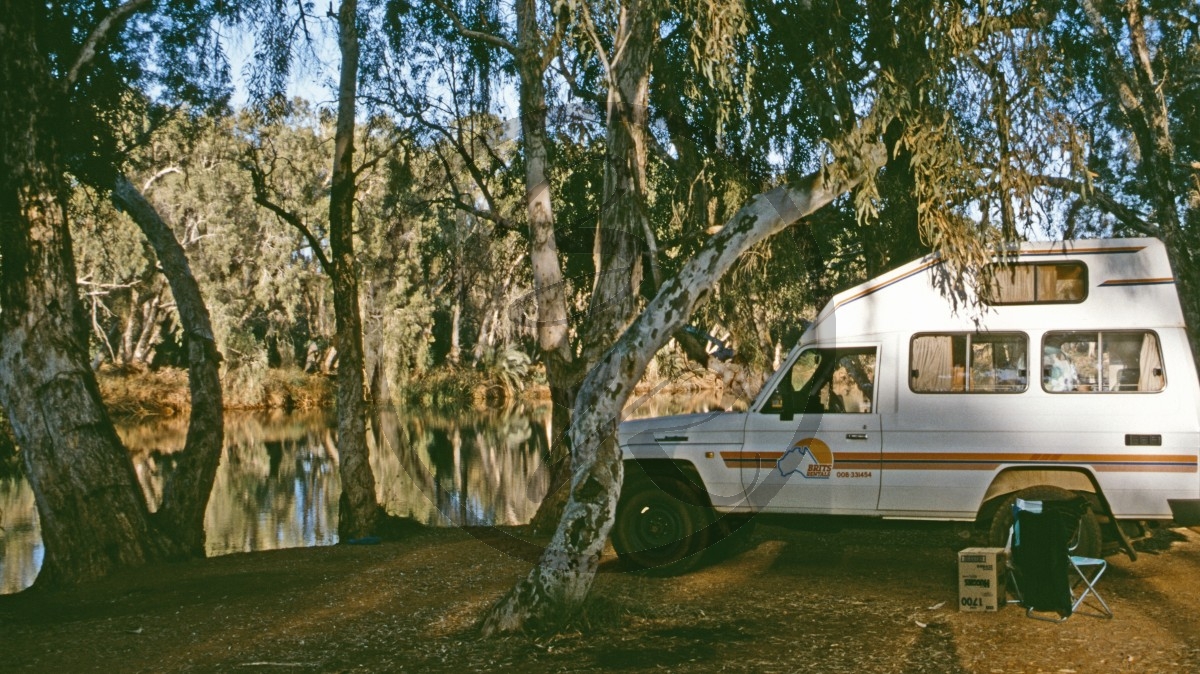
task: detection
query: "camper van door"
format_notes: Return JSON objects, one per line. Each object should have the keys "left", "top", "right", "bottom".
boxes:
{"left": 741, "top": 345, "right": 883, "bottom": 513}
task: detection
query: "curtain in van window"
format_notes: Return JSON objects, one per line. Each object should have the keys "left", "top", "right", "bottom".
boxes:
{"left": 912, "top": 335, "right": 953, "bottom": 391}
{"left": 1036, "top": 265, "right": 1059, "bottom": 301}
{"left": 990, "top": 265, "right": 1036, "bottom": 303}
{"left": 1138, "top": 333, "right": 1165, "bottom": 391}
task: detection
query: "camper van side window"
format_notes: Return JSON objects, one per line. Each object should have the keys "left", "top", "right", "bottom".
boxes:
{"left": 1042, "top": 331, "right": 1165, "bottom": 393}
{"left": 982, "top": 262, "right": 1087, "bottom": 304}
{"left": 910, "top": 332, "right": 1028, "bottom": 393}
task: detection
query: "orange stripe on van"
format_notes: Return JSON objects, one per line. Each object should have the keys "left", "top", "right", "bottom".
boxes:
{"left": 719, "top": 451, "right": 884, "bottom": 469}
{"left": 879, "top": 452, "right": 1195, "bottom": 471}
{"left": 720, "top": 450, "right": 1197, "bottom": 471}
{"left": 832, "top": 258, "right": 942, "bottom": 310}
{"left": 1016, "top": 245, "right": 1146, "bottom": 256}
{"left": 1099, "top": 277, "right": 1175, "bottom": 287}
{"left": 719, "top": 451, "right": 784, "bottom": 467}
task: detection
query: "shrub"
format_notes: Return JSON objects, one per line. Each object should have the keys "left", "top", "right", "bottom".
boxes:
{"left": 97, "top": 366, "right": 191, "bottom": 417}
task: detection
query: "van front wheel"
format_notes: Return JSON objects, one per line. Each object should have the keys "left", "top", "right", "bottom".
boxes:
{"left": 988, "top": 485, "right": 1103, "bottom": 559}
{"left": 612, "top": 477, "right": 713, "bottom": 574}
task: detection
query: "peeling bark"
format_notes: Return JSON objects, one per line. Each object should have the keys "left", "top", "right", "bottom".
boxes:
{"left": 579, "top": 0, "right": 661, "bottom": 367}
{"left": 0, "top": 7, "right": 173, "bottom": 586}
{"left": 481, "top": 146, "right": 886, "bottom": 634}
{"left": 530, "top": 0, "right": 661, "bottom": 530}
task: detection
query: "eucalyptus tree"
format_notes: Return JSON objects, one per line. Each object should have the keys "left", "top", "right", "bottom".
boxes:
{"left": 400, "top": 0, "right": 760, "bottom": 525}
{"left": 242, "top": 0, "right": 455, "bottom": 537}
{"left": 242, "top": 0, "right": 384, "bottom": 540}
{"left": 1037, "top": 0, "right": 1200, "bottom": 362}
{"left": 0, "top": 0, "right": 234, "bottom": 585}
{"left": 391, "top": 0, "right": 583, "bottom": 523}
{"left": 569, "top": 0, "right": 666, "bottom": 365}
{"left": 108, "top": 172, "right": 226, "bottom": 556}
{"left": 479, "top": 0, "right": 1069, "bottom": 633}
{"left": 325, "top": 0, "right": 380, "bottom": 540}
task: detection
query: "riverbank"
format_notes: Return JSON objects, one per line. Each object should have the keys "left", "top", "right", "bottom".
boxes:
{"left": 92, "top": 359, "right": 750, "bottom": 419}
{"left": 2, "top": 522, "right": 1198, "bottom": 672}
{"left": 95, "top": 365, "right": 497, "bottom": 417}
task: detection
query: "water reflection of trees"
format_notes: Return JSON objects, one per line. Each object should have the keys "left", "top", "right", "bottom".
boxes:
{"left": 124, "top": 406, "right": 559, "bottom": 542}
{"left": 0, "top": 477, "right": 40, "bottom": 594}
{"left": 118, "top": 411, "right": 342, "bottom": 556}
{"left": 373, "top": 404, "right": 552, "bottom": 527}
{"left": 3, "top": 394, "right": 713, "bottom": 594}
{"left": 201, "top": 412, "right": 341, "bottom": 556}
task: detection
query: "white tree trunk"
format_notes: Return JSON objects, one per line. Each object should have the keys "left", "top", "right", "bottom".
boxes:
{"left": 481, "top": 145, "right": 886, "bottom": 634}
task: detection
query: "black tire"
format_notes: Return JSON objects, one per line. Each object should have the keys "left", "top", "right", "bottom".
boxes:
{"left": 987, "top": 485, "right": 1104, "bottom": 558}
{"left": 611, "top": 477, "right": 714, "bottom": 574}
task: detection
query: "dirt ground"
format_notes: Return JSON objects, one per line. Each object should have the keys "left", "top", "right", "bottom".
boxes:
{"left": 2, "top": 521, "right": 1198, "bottom": 673}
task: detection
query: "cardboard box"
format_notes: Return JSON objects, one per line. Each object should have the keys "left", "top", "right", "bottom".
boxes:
{"left": 959, "top": 547, "right": 1007, "bottom": 612}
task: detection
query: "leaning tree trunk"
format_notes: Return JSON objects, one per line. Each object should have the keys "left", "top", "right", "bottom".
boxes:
{"left": 329, "top": 0, "right": 380, "bottom": 540}
{"left": 111, "top": 174, "right": 224, "bottom": 557}
{"left": 481, "top": 144, "right": 887, "bottom": 634}
{"left": 0, "top": 9, "right": 173, "bottom": 586}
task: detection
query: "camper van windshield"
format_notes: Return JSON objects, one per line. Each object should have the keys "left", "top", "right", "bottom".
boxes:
{"left": 762, "top": 347, "right": 877, "bottom": 414}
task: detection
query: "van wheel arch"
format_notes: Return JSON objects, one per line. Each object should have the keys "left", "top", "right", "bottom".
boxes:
{"left": 985, "top": 484, "right": 1104, "bottom": 558}
{"left": 976, "top": 468, "right": 1100, "bottom": 526}
{"left": 622, "top": 459, "right": 710, "bottom": 503}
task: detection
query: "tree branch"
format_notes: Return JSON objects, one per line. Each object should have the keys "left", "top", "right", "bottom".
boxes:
{"left": 429, "top": 0, "right": 518, "bottom": 54}
{"left": 245, "top": 158, "right": 333, "bottom": 273}
{"left": 551, "top": 55, "right": 606, "bottom": 107}
{"left": 1033, "top": 174, "right": 1157, "bottom": 236}
{"left": 64, "top": 0, "right": 154, "bottom": 92}
{"left": 142, "top": 166, "right": 181, "bottom": 192}
{"left": 1078, "top": 0, "right": 1145, "bottom": 116}
{"left": 352, "top": 133, "right": 406, "bottom": 181}
{"left": 411, "top": 107, "right": 511, "bottom": 223}
{"left": 575, "top": 0, "right": 615, "bottom": 85}
{"left": 428, "top": 196, "right": 520, "bottom": 232}
{"left": 541, "top": 1, "right": 571, "bottom": 72}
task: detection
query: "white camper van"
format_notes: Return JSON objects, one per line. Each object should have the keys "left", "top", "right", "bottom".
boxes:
{"left": 613, "top": 237, "right": 1200, "bottom": 570}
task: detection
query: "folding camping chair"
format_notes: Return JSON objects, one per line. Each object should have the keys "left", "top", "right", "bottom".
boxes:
{"left": 1005, "top": 496, "right": 1113, "bottom": 621}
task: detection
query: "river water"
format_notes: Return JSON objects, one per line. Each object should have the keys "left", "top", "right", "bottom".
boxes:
{"left": 0, "top": 390, "right": 732, "bottom": 594}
